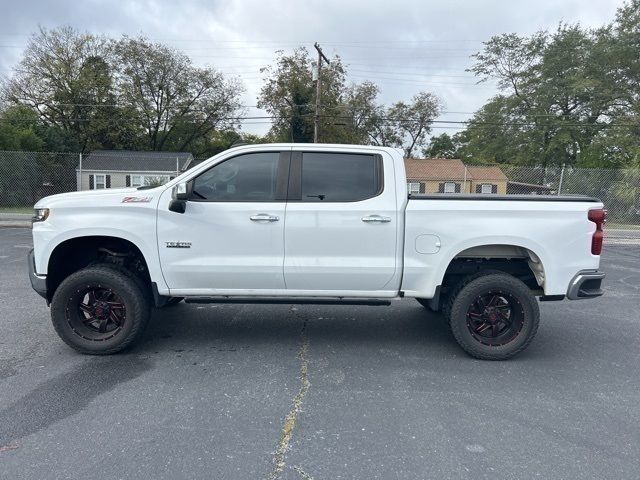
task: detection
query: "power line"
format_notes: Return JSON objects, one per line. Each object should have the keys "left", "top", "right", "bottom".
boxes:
{"left": 0, "top": 33, "right": 486, "bottom": 43}
{"left": 6, "top": 103, "right": 632, "bottom": 121}
{"left": 0, "top": 112, "right": 636, "bottom": 129}
{"left": 4, "top": 102, "right": 631, "bottom": 119}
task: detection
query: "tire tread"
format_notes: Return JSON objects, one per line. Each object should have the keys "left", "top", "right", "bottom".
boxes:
{"left": 448, "top": 273, "right": 540, "bottom": 360}
{"left": 50, "top": 264, "right": 151, "bottom": 355}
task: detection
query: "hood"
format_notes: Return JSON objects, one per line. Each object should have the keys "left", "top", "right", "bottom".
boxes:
{"left": 34, "top": 186, "right": 166, "bottom": 209}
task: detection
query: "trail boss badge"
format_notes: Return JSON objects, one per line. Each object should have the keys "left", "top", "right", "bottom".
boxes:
{"left": 166, "top": 241, "right": 191, "bottom": 248}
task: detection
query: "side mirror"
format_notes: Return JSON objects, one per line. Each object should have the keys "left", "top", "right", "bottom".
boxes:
{"left": 169, "top": 181, "right": 192, "bottom": 214}
{"left": 173, "top": 182, "right": 191, "bottom": 201}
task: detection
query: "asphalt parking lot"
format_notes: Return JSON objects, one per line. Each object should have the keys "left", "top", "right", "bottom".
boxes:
{"left": 1, "top": 227, "right": 639, "bottom": 479}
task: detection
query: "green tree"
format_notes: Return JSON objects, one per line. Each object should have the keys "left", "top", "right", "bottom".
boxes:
{"left": 2, "top": 26, "right": 137, "bottom": 152}
{"left": 387, "top": 92, "right": 442, "bottom": 157}
{"left": 464, "top": 4, "right": 640, "bottom": 168}
{"left": 423, "top": 133, "right": 460, "bottom": 158}
{"left": 114, "top": 36, "right": 244, "bottom": 152}
{"left": 258, "top": 47, "right": 349, "bottom": 143}
{"left": 0, "top": 106, "right": 44, "bottom": 151}
{"left": 1, "top": 27, "right": 245, "bottom": 153}
{"left": 258, "top": 49, "right": 442, "bottom": 155}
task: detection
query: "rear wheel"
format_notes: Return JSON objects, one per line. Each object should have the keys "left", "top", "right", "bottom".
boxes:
{"left": 448, "top": 273, "right": 539, "bottom": 360}
{"left": 50, "top": 265, "right": 151, "bottom": 355}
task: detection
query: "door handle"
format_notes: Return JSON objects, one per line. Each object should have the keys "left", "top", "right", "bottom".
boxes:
{"left": 250, "top": 213, "right": 279, "bottom": 222}
{"left": 362, "top": 215, "right": 392, "bottom": 223}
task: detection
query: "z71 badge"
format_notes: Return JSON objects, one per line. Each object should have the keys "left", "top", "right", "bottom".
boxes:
{"left": 122, "top": 196, "right": 153, "bottom": 203}
{"left": 166, "top": 241, "right": 192, "bottom": 249}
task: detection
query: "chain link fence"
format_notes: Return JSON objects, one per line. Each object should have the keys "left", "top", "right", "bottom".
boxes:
{"left": 0, "top": 150, "right": 638, "bottom": 229}
{"left": 0, "top": 151, "right": 79, "bottom": 209}
{"left": 500, "top": 165, "right": 640, "bottom": 224}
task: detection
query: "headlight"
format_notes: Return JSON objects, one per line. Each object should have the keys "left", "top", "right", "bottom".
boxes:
{"left": 32, "top": 208, "right": 50, "bottom": 223}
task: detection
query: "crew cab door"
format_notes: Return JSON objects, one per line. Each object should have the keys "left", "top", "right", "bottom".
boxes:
{"left": 283, "top": 150, "right": 399, "bottom": 293}
{"left": 157, "top": 150, "right": 290, "bottom": 293}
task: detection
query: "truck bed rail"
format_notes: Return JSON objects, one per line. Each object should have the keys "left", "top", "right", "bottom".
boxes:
{"left": 408, "top": 194, "right": 601, "bottom": 202}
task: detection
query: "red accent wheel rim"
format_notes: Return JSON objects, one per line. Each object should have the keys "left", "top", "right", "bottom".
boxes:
{"left": 466, "top": 290, "right": 525, "bottom": 346}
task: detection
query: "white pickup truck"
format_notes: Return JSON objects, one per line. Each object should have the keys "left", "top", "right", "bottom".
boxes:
{"left": 29, "top": 144, "right": 606, "bottom": 360}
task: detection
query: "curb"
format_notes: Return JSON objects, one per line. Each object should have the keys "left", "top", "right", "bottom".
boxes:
{"left": 0, "top": 222, "right": 31, "bottom": 228}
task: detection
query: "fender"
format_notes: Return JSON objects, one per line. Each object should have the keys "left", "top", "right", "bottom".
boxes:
{"left": 402, "top": 234, "right": 553, "bottom": 299}
{"left": 433, "top": 235, "right": 550, "bottom": 287}
{"left": 39, "top": 227, "right": 169, "bottom": 294}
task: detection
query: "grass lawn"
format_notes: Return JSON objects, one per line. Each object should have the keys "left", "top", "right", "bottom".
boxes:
{"left": 0, "top": 207, "right": 33, "bottom": 214}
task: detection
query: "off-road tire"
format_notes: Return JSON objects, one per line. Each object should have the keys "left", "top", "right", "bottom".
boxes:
{"left": 448, "top": 273, "right": 540, "bottom": 361}
{"left": 442, "top": 269, "right": 505, "bottom": 323}
{"left": 50, "top": 264, "right": 151, "bottom": 355}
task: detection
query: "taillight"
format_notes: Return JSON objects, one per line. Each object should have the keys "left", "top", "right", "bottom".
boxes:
{"left": 588, "top": 208, "right": 606, "bottom": 255}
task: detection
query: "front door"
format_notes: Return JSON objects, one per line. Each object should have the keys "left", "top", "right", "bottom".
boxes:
{"left": 283, "top": 150, "right": 399, "bottom": 293}
{"left": 157, "top": 150, "right": 290, "bottom": 294}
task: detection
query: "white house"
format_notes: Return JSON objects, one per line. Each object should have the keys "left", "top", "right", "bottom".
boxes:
{"left": 77, "top": 150, "right": 194, "bottom": 191}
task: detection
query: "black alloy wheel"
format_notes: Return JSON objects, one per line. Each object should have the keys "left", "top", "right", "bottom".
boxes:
{"left": 466, "top": 291, "right": 525, "bottom": 346}
{"left": 66, "top": 286, "right": 127, "bottom": 341}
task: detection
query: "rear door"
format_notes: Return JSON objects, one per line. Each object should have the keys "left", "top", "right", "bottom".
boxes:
{"left": 283, "top": 150, "right": 399, "bottom": 293}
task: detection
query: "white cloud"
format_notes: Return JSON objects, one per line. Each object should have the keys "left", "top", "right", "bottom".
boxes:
{"left": 0, "top": 0, "right": 626, "bottom": 136}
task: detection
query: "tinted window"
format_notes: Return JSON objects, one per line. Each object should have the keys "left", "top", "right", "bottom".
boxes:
{"left": 192, "top": 152, "right": 279, "bottom": 202}
{"left": 301, "top": 153, "right": 382, "bottom": 202}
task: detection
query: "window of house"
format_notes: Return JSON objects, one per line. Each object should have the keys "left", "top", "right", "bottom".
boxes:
{"left": 444, "top": 182, "right": 457, "bottom": 193}
{"left": 300, "top": 153, "right": 382, "bottom": 202}
{"left": 191, "top": 152, "right": 280, "bottom": 202}
{"left": 481, "top": 183, "right": 495, "bottom": 194}
{"left": 131, "top": 175, "right": 144, "bottom": 187}
{"left": 407, "top": 182, "right": 421, "bottom": 194}
{"left": 95, "top": 174, "right": 106, "bottom": 189}
{"left": 131, "top": 174, "right": 170, "bottom": 187}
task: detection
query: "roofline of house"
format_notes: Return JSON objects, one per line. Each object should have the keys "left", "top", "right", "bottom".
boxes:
{"left": 86, "top": 150, "right": 193, "bottom": 156}
{"left": 407, "top": 177, "right": 467, "bottom": 181}
{"left": 407, "top": 177, "right": 507, "bottom": 182}
{"left": 75, "top": 169, "right": 182, "bottom": 174}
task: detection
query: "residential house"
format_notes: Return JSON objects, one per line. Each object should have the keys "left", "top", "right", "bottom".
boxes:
{"left": 404, "top": 158, "right": 508, "bottom": 194}
{"left": 77, "top": 150, "right": 194, "bottom": 191}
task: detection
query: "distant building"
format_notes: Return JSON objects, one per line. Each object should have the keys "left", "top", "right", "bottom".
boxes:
{"left": 404, "top": 158, "right": 508, "bottom": 195}
{"left": 77, "top": 150, "right": 194, "bottom": 190}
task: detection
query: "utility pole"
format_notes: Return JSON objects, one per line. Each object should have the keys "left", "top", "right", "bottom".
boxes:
{"left": 313, "top": 42, "right": 330, "bottom": 143}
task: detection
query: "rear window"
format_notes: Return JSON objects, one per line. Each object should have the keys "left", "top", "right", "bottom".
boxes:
{"left": 301, "top": 152, "right": 382, "bottom": 202}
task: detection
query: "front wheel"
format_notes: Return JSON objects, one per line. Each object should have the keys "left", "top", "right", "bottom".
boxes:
{"left": 50, "top": 265, "right": 151, "bottom": 355}
{"left": 449, "top": 273, "right": 539, "bottom": 360}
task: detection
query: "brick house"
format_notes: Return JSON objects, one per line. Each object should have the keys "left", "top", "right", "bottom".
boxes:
{"left": 404, "top": 158, "right": 508, "bottom": 195}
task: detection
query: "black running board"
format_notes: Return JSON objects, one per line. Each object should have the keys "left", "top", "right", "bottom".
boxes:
{"left": 184, "top": 297, "right": 392, "bottom": 306}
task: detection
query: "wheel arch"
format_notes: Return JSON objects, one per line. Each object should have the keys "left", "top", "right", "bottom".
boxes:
{"left": 436, "top": 239, "right": 549, "bottom": 294}
{"left": 45, "top": 234, "right": 155, "bottom": 302}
